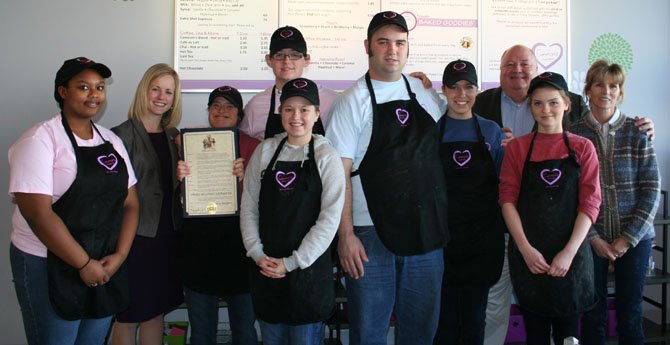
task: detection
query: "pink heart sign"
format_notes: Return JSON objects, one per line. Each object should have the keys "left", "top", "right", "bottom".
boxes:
{"left": 276, "top": 171, "right": 297, "bottom": 188}
{"left": 396, "top": 108, "right": 409, "bottom": 125}
{"left": 453, "top": 62, "right": 466, "bottom": 71}
{"left": 540, "top": 168, "right": 562, "bottom": 186}
{"left": 532, "top": 43, "right": 563, "bottom": 70}
{"left": 452, "top": 150, "right": 471, "bottom": 167}
{"left": 97, "top": 154, "right": 118, "bottom": 171}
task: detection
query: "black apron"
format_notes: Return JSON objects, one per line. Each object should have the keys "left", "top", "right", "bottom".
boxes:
{"left": 47, "top": 115, "right": 130, "bottom": 320}
{"left": 354, "top": 73, "right": 448, "bottom": 255}
{"left": 264, "top": 86, "right": 325, "bottom": 139}
{"left": 509, "top": 131, "right": 596, "bottom": 317}
{"left": 250, "top": 137, "right": 334, "bottom": 324}
{"left": 439, "top": 116, "right": 504, "bottom": 287}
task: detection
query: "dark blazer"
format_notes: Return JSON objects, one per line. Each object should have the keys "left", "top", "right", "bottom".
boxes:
{"left": 112, "top": 118, "right": 182, "bottom": 237}
{"left": 472, "top": 87, "right": 589, "bottom": 128}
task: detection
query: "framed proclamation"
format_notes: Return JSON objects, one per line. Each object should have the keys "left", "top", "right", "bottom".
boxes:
{"left": 180, "top": 127, "right": 240, "bottom": 217}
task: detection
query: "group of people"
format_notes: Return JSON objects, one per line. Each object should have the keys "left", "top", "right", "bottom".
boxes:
{"left": 8, "top": 9, "right": 660, "bottom": 345}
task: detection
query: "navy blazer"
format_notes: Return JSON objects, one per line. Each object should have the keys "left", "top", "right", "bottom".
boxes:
{"left": 112, "top": 118, "right": 182, "bottom": 237}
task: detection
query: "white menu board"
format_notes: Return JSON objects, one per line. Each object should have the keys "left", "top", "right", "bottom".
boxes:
{"left": 480, "top": 0, "right": 570, "bottom": 89}
{"left": 175, "top": 0, "right": 568, "bottom": 92}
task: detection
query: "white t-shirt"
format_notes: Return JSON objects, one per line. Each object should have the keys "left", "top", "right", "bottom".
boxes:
{"left": 8, "top": 113, "right": 137, "bottom": 258}
{"left": 326, "top": 74, "right": 447, "bottom": 226}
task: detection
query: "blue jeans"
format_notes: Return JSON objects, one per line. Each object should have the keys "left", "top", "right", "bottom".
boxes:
{"left": 258, "top": 320, "right": 323, "bottom": 345}
{"left": 184, "top": 286, "right": 258, "bottom": 345}
{"left": 581, "top": 239, "right": 652, "bottom": 345}
{"left": 434, "top": 285, "right": 489, "bottom": 345}
{"left": 10, "top": 243, "right": 112, "bottom": 345}
{"left": 345, "top": 226, "right": 443, "bottom": 345}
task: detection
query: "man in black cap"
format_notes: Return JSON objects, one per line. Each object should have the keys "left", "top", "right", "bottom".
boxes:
{"left": 240, "top": 25, "right": 338, "bottom": 141}
{"left": 326, "top": 11, "right": 448, "bottom": 345}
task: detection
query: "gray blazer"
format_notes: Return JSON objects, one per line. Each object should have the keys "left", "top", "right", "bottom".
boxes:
{"left": 112, "top": 118, "right": 182, "bottom": 237}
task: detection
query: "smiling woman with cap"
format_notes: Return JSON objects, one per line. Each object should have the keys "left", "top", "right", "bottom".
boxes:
{"left": 499, "top": 71, "right": 601, "bottom": 345}
{"left": 240, "top": 77, "right": 345, "bottom": 345}
{"left": 8, "top": 57, "right": 139, "bottom": 344}
{"left": 433, "top": 59, "right": 505, "bottom": 345}
{"left": 175, "top": 85, "right": 260, "bottom": 345}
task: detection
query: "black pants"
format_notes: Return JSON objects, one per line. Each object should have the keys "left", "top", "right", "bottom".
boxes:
{"left": 433, "top": 285, "right": 489, "bottom": 345}
{"left": 521, "top": 308, "right": 579, "bottom": 345}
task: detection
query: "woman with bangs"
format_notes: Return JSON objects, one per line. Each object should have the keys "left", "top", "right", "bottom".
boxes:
{"left": 572, "top": 60, "right": 660, "bottom": 345}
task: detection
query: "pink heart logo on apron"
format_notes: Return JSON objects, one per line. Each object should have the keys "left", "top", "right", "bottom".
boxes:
{"left": 540, "top": 168, "right": 562, "bottom": 185}
{"left": 452, "top": 150, "right": 471, "bottom": 167}
{"left": 395, "top": 108, "right": 409, "bottom": 125}
{"left": 97, "top": 153, "right": 118, "bottom": 171}
{"left": 275, "top": 171, "right": 297, "bottom": 188}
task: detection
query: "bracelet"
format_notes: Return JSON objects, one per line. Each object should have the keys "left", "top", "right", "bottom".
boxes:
{"left": 77, "top": 256, "right": 91, "bottom": 271}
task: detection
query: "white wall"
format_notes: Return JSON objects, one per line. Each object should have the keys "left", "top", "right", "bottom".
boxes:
{"left": 0, "top": 1, "right": 668, "bottom": 344}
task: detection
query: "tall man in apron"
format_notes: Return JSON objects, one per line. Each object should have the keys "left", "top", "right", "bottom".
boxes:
{"left": 326, "top": 11, "right": 449, "bottom": 345}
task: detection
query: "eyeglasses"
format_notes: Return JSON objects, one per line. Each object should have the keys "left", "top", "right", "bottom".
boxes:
{"left": 271, "top": 52, "right": 304, "bottom": 61}
{"left": 210, "top": 103, "right": 237, "bottom": 112}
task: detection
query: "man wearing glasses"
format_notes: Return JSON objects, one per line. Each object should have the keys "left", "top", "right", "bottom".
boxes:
{"left": 240, "top": 26, "right": 338, "bottom": 140}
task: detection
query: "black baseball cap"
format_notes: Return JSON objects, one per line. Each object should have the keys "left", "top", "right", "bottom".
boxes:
{"left": 208, "top": 85, "right": 243, "bottom": 110}
{"left": 442, "top": 59, "right": 478, "bottom": 87}
{"left": 54, "top": 57, "right": 111, "bottom": 106}
{"left": 367, "top": 11, "right": 408, "bottom": 40}
{"left": 269, "top": 26, "right": 307, "bottom": 55}
{"left": 280, "top": 78, "right": 320, "bottom": 106}
{"left": 528, "top": 71, "right": 569, "bottom": 95}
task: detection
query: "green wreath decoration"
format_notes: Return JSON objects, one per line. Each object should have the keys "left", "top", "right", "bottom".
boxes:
{"left": 588, "top": 33, "right": 633, "bottom": 71}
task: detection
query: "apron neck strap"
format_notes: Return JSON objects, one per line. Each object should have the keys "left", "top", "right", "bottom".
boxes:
{"left": 262, "top": 136, "right": 315, "bottom": 177}
{"left": 524, "top": 130, "right": 576, "bottom": 167}
{"left": 268, "top": 86, "right": 277, "bottom": 118}
{"left": 364, "top": 72, "right": 414, "bottom": 119}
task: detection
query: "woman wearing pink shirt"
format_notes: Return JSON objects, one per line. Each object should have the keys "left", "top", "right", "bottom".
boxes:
{"left": 8, "top": 57, "right": 139, "bottom": 344}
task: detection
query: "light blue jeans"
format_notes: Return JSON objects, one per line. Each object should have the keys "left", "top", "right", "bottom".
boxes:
{"left": 345, "top": 226, "right": 444, "bottom": 345}
{"left": 184, "top": 286, "right": 258, "bottom": 345}
{"left": 258, "top": 320, "right": 323, "bottom": 345}
{"left": 10, "top": 243, "right": 112, "bottom": 345}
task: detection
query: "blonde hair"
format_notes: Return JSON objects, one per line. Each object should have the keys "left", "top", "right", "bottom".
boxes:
{"left": 583, "top": 59, "right": 626, "bottom": 103}
{"left": 127, "top": 63, "right": 182, "bottom": 128}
